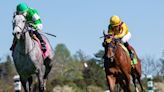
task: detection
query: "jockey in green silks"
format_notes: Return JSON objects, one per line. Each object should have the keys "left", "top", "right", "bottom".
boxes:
{"left": 10, "top": 3, "right": 46, "bottom": 52}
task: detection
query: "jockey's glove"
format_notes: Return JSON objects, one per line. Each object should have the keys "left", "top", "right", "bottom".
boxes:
{"left": 29, "top": 23, "right": 37, "bottom": 30}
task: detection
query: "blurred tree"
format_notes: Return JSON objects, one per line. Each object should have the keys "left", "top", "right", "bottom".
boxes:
{"left": 73, "top": 49, "right": 89, "bottom": 62}
{"left": 51, "top": 44, "right": 84, "bottom": 89}
{"left": 141, "top": 55, "right": 161, "bottom": 77}
{"left": 64, "top": 60, "right": 83, "bottom": 81}
{"left": 82, "top": 58, "right": 107, "bottom": 90}
{"left": 159, "top": 51, "right": 164, "bottom": 77}
{"left": 0, "top": 55, "right": 16, "bottom": 92}
{"left": 94, "top": 50, "right": 104, "bottom": 67}
{"left": 51, "top": 43, "right": 72, "bottom": 78}
{"left": 160, "top": 59, "right": 164, "bottom": 77}
{"left": 54, "top": 43, "right": 71, "bottom": 63}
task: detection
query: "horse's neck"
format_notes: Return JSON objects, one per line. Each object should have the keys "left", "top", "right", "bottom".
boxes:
{"left": 17, "top": 39, "right": 25, "bottom": 53}
{"left": 25, "top": 31, "right": 34, "bottom": 53}
{"left": 115, "top": 43, "right": 125, "bottom": 56}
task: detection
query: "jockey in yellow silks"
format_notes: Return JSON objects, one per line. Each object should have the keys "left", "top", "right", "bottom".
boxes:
{"left": 108, "top": 15, "right": 134, "bottom": 60}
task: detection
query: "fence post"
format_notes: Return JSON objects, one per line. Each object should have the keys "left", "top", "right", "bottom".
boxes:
{"left": 13, "top": 75, "right": 21, "bottom": 92}
{"left": 147, "top": 75, "right": 154, "bottom": 92}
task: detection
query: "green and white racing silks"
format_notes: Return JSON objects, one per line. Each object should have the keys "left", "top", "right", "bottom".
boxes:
{"left": 26, "top": 8, "right": 43, "bottom": 30}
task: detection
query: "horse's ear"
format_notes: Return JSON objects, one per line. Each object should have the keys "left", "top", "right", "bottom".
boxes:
{"left": 13, "top": 12, "right": 17, "bottom": 19}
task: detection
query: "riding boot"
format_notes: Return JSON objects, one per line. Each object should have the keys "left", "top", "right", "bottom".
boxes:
{"left": 124, "top": 42, "right": 134, "bottom": 60}
{"left": 10, "top": 38, "right": 17, "bottom": 51}
{"left": 33, "top": 31, "right": 47, "bottom": 53}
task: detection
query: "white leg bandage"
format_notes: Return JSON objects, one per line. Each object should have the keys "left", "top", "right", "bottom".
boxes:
{"left": 121, "top": 32, "right": 131, "bottom": 43}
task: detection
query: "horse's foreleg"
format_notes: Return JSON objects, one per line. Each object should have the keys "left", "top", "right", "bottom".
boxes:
{"left": 137, "top": 77, "right": 144, "bottom": 92}
{"left": 43, "top": 58, "right": 53, "bottom": 79}
{"left": 43, "top": 58, "right": 53, "bottom": 90}
{"left": 119, "top": 79, "right": 126, "bottom": 92}
{"left": 131, "top": 69, "right": 137, "bottom": 91}
{"left": 132, "top": 76, "right": 140, "bottom": 92}
{"left": 135, "top": 65, "right": 144, "bottom": 92}
{"left": 37, "top": 68, "right": 45, "bottom": 92}
{"left": 106, "top": 75, "right": 116, "bottom": 92}
{"left": 124, "top": 72, "right": 131, "bottom": 92}
{"left": 28, "top": 76, "right": 33, "bottom": 92}
{"left": 20, "top": 77, "right": 30, "bottom": 92}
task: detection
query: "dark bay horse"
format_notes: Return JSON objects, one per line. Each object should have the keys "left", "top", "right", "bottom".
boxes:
{"left": 103, "top": 33, "right": 131, "bottom": 92}
{"left": 12, "top": 14, "right": 54, "bottom": 92}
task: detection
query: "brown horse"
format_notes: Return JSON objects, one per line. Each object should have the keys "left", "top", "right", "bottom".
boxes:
{"left": 103, "top": 33, "right": 131, "bottom": 92}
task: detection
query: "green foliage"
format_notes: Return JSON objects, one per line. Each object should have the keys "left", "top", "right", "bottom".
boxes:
{"left": 55, "top": 43, "right": 71, "bottom": 63}
{"left": 64, "top": 61, "right": 83, "bottom": 80}
{"left": 0, "top": 55, "right": 17, "bottom": 92}
{"left": 94, "top": 50, "right": 104, "bottom": 67}
{"left": 83, "top": 59, "right": 107, "bottom": 89}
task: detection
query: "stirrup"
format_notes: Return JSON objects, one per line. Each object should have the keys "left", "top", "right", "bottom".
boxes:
{"left": 130, "top": 52, "right": 134, "bottom": 60}
{"left": 131, "top": 65, "right": 135, "bottom": 69}
{"left": 41, "top": 47, "right": 46, "bottom": 52}
{"left": 41, "top": 44, "right": 46, "bottom": 52}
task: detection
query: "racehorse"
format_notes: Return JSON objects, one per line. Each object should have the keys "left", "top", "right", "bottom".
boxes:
{"left": 104, "top": 33, "right": 144, "bottom": 92}
{"left": 12, "top": 14, "right": 54, "bottom": 92}
{"left": 103, "top": 33, "right": 131, "bottom": 92}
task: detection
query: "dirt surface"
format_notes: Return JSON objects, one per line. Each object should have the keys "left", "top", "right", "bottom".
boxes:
{"left": 154, "top": 82, "right": 164, "bottom": 92}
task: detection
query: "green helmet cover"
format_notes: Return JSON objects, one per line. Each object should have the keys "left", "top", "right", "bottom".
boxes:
{"left": 16, "top": 3, "right": 28, "bottom": 13}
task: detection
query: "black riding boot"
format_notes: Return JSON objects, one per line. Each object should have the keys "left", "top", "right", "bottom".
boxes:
{"left": 124, "top": 42, "right": 134, "bottom": 60}
{"left": 33, "top": 31, "right": 47, "bottom": 52}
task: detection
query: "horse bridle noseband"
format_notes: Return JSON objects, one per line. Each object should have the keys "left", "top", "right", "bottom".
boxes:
{"left": 104, "top": 38, "right": 118, "bottom": 61}
{"left": 13, "top": 14, "right": 29, "bottom": 36}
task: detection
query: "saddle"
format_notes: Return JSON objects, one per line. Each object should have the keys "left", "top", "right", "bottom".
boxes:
{"left": 31, "top": 33, "right": 50, "bottom": 59}
{"left": 104, "top": 37, "right": 137, "bottom": 65}
{"left": 119, "top": 44, "right": 137, "bottom": 65}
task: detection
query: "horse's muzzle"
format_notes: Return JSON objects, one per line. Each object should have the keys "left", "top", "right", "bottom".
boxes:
{"left": 13, "top": 32, "right": 21, "bottom": 39}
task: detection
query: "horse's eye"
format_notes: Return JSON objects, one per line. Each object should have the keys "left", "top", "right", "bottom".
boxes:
{"left": 23, "top": 20, "right": 26, "bottom": 23}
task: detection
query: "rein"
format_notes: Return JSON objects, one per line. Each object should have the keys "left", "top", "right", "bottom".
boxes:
{"left": 104, "top": 36, "right": 121, "bottom": 61}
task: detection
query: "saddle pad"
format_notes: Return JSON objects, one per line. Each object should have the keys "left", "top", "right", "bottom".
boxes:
{"left": 119, "top": 44, "right": 138, "bottom": 65}
{"left": 34, "top": 36, "right": 51, "bottom": 59}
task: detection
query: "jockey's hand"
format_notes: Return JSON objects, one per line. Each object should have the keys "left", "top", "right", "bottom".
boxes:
{"left": 114, "top": 38, "right": 121, "bottom": 43}
{"left": 29, "top": 23, "right": 37, "bottom": 29}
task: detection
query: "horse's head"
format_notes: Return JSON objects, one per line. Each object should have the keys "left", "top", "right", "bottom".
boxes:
{"left": 12, "top": 14, "right": 27, "bottom": 40}
{"left": 103, "top": 32, "right": 120, "bottom": 61}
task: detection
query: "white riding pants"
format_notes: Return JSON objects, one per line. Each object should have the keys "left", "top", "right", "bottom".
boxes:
{"left": 121, "top": 32, "right": 131, "bottom": 43}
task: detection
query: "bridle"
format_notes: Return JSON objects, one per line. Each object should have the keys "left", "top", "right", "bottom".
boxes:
{"left": 103, "top": 34, "right": 119, "bottom": 61}
{"left": 13, "top": 14, "right": 35, "bottom": 55}
{"left": 13, "top": 14, "right": 29, "bottom": 36}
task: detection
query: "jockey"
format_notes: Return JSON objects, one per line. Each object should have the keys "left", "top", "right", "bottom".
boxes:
{"left": 108, "top": 15, "right": 134, "bottom": 60}
{"left": 10, "top": 3, "right": 46, "bottom": 52}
